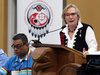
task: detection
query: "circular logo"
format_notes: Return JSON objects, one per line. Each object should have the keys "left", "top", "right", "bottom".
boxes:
{"left": 27, "top": 3, "right": 50, "bottom": 28}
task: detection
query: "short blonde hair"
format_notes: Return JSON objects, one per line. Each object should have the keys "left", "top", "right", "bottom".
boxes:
{"left": 62, "top": 4, "right": 81, "bottom": 24}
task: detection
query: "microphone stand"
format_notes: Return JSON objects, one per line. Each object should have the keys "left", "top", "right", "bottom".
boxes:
{"left": 30, "top": 25, "right": 66, "bottom": 44}
{"left": 48, "top": 25, "right": 66, "bottom": 34}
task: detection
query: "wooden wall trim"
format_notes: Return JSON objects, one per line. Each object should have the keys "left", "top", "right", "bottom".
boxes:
{"left": 0, "top": 0, "right": 8, "bottom": 54}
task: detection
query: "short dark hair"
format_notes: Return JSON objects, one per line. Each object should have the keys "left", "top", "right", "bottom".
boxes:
{"left": 12, "top": 33, "right": 28, "bottom": 44}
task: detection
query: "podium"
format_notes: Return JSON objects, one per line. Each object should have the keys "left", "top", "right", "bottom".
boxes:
{"left": 32, "top": 44, "right": 86, "bottom": 75}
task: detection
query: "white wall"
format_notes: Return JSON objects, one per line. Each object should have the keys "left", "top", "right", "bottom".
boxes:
{"left": 8, "top": 0, "right": 17, "bottom": 58}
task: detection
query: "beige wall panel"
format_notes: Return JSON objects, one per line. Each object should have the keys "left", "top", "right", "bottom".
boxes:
{"left": 67, "top": 0, "right": 100, "bottom": 51}
{"left": 0, "top": 0, "right": 4, "bottom": 50}
{"left": 0, "top": 0, "right": 8, "bottom": 54}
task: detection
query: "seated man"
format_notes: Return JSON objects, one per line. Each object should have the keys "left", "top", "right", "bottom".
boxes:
{"left": 0, "top": 49, "right": 9, "bottom": 67}
{"left": 0, "top": 33, "right": 34, "bottom": 75}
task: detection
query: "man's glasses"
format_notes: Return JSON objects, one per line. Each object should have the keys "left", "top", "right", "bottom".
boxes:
{"left": 65, "top": 13, "right": 77, "bottom": 17}
{"left": 11, "top": 43, "right": 26, "bottom": 49}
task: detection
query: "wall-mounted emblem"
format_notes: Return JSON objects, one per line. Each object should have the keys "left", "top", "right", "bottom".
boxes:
{"left": 24, "top": 0, "right": 53, "bottom": 39}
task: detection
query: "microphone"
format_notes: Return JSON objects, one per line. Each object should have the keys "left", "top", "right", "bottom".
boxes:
{"left": 48, "top": 25, "right": 66, "bottom": 34}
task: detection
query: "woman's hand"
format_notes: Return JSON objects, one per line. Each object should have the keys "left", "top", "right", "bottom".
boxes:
{"left": 83, "top": 48, "right": 89, "bottom": 58}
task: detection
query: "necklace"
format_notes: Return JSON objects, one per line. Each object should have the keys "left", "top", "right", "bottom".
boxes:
{"left": 68, "top": 26, "right": 77, "bottom": 33}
